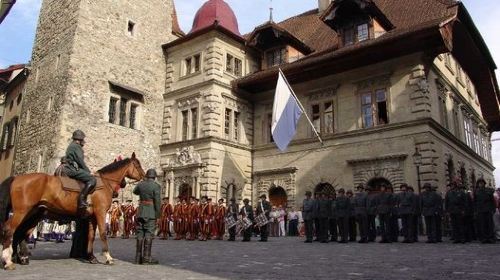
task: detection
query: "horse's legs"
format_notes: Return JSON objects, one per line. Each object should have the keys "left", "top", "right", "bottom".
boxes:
{"left": 2, "top": 212, "right": 27, "bottom": 270}
{"left": 95, "top": 211, "right": 114, "bottom": 265}
{"left": 86, "top": 218, "right": 97, "bottom": 264}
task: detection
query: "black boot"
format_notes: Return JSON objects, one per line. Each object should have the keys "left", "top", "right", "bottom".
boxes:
{"left": 135, "top": 239, "right": 143, "bottom": 265}
{"left": 78, "top": 181, "right": 96, "bottom": 213}
{"left": 143, "top": 238, "right": 159, "bottom": 265}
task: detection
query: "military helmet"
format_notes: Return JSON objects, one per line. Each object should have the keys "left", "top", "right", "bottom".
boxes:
{"left": 72, "top": 130, "right": 86, "bottom": 141}
{"left": 145, "top": 169, "right": 157, "bottom": 179}
{"left": 243, "top": 198, "right": 250, "bottom": 203}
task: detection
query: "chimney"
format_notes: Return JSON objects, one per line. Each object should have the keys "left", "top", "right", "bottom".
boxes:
{"left": 318, "top": 0, "right": 332, "bottom": 13}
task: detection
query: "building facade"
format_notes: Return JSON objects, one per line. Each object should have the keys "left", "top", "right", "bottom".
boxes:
{"left": 5, "top": 0, "right": 500, "bottom": 207}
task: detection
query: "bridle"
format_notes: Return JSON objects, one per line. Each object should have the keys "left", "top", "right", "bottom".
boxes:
{"left": 98, "top": 159, "right": 145, "bottom": 193}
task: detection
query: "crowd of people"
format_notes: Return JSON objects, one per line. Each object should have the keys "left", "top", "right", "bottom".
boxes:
{"left": 302, "top": 178, "right": 500, "bottom": 244}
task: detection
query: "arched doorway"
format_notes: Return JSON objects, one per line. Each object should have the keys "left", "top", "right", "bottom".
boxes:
{"left": 269, "top": 186, "right": 287, "bottom": 208}
{"left": 367, "top": 177, "right": 391, "bottom": 192}
{"left": 179, "top": 183, "right": 192, "bottom": 201}
{"left": 314, "top": 182, "right": 336, "bottom": 197}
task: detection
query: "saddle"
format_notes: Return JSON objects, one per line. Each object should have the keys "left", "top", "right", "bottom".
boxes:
{"left": 58, "top": 176, "right": 103, "bottom": 193}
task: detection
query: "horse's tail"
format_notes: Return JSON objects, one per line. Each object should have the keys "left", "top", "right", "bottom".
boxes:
{"left": 0, "top": 176, "right": 15, "bottom": 231}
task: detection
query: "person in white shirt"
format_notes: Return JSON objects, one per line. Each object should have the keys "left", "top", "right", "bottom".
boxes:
{"left": 287, "top": 207, "right": 299, "bottom": 236}
{"left": 278, "top": 205, "right": 286, "bottom": 237}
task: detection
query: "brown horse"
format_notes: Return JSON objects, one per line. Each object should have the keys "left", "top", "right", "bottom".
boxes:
{"left": 0, "top": 153, "right": 145, "bottom": 270}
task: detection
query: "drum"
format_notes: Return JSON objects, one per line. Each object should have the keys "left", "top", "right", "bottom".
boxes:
{"left": 242, "top": 217, "right": 253, "bottom": 230}
{"left": 225, "top": 216, "right": 238, "bottom": 229}
{"left": 255, "top": 213, "right": 269, "bottom": 227}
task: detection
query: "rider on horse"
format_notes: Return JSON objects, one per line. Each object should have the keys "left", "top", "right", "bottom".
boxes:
{"left": 64, "top": 130, "right": 97, "bottom": 214}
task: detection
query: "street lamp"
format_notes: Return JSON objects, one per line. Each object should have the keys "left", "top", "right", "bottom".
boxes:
{"left": 412, "top": 147, "right": 422, "bottom": 194}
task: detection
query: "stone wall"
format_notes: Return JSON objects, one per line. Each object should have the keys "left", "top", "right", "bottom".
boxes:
{"left": 15, "top": 0, "right": 176, "bottom": 183}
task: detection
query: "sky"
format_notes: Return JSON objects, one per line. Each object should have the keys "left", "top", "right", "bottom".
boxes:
{"left": 0, "top": 0, "right": 499, "bottom": 184}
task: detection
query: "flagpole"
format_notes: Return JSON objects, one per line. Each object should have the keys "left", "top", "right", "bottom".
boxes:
{"left": 278, "top": 68, "right": 323, "bottom": 145}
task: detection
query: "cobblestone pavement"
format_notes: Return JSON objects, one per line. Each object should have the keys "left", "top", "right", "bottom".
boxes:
{"left": 1, "top": 237, "right": 500, "bottom": 280}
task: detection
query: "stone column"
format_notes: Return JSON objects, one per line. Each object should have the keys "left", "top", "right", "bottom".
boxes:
{"left": 168, "top": 171, "right": 175, "bottom": 204}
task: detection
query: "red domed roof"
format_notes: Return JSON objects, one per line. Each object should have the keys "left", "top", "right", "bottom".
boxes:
{"left": 190, "top": 0, "right": 240, "bottom": 36}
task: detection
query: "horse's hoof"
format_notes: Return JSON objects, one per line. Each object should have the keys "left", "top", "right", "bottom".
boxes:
{"left": 88, "top": 256, "right": 98, "bottom": 264}
{"left": 19, "top": 258, "right": 29, "bottom": 265}
{"left": 4, "top": 263, "right": 16, "bottom": 270}
{"left": 105, "top": 260, "right": 114, "bottom": 265}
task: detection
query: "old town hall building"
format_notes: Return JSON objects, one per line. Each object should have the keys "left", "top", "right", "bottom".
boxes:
{"left": 2, "top": 0, "right": 499, "bottom": 207}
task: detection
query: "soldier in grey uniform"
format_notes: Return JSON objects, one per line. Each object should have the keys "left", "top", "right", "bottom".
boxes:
{"left": 346, "top": 190, "right": 357, "bottom": 242}
{"left": 474, "top": 178, "right": 496, "bottom": 243}
{"left": 317, "top": 192, "right": 331, "bottom": 243}
{"left": 328, "top": 192, "right": 338, "bottom": 242}
{"left": 302, "top": 191, "right": 315, "bottom": 243}
{"left": 335, "top": 189, "right": 351, "bottom": 243}
{"left": 366, "top": 186, "right": 378, "bottom": 242}
{"left": 377, "top": 184, "right": 393, "bottom": 243}
{"left": 420, "top": 183, "right": 441, "bottom": 243}
{"left": 313, "top": 192, "right": 320, "bottom": 241}
{"left": 398, "top": 184, "right": 417, "bottom": 243}
{"left": 64, "top": 130, "right": 97, "bottom": 213}
{"left": 445, "top": 182, "right": 467, "bottom": 243}
{"left": 133, "top": 169, "right": 161, "bottom": 265}
{"left": 353, "top": 184, "right": 368, "bottom": 243}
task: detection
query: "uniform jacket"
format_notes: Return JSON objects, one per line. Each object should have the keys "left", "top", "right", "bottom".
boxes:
{"left": 335, "top": 196, "right": 351, "bottom": 218}
{"left": 65, "top": 142, "right": 90, "bottom": 173}
{"left": 227, "top": 203, "right": 239, "bottom": 219}
{"left": 420, "top": 191, "right": 442, "bottom": 216}
{"left": 353, "top": 192, "right": 368, "bottom": 216}
{"left": 133, "top": 179, "right": 161, "bottom": 220}
{"left": 256, "top": 200, "right": 272, "bottom": 218}
{"left": 397, "top": 192, "right": 417, "bottom": 215}
{"left": 445, "top": 189, "right": 467, "bottom": 214}
{"left": 317, "top": 199, "right": 330, "bottom": 219}
{"left": 474, "top": 187, "right": 496, "bottom": 213}
{"left": 376, "top": 192, "right": 393, "bottom": 215}
{"left": 240, "top": 204, "right": 254, "bottom": 221}
{"left": 302, "top": 198, "right": 315, "bottom": 220}
{"left": 367, "top": 193, "right": 378, "bottom": 216}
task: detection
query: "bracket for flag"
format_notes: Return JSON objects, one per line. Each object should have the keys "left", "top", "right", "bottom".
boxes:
{"left": 278, "top": 68, "right": 324, "bottom": 146}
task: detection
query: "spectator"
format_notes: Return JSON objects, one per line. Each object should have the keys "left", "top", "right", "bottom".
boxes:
{"left": 278, "top": 205, "right": 286, "bottom": 237}
{"left": 269, "top": 206, "right": 280, "bottom": 237}
{"left": 493, "top": 188, "right": 500, "bottom": 240}
{"left": 288, "top": 207, "right": 300, "bottom": 236}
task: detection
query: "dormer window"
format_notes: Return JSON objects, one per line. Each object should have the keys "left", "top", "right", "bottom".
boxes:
{"left": 342, "top": 22, "right": 370, "bottom": 46}
{"left": 266, "top": 47, "right": 287, "bottom": 68}
{"left": 321, "top": 0, "right": 394, "bottom": 48}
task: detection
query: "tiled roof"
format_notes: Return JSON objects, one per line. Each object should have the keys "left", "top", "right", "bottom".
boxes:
{"left": 276, "top": 9, "right": 338, "bottom": 53}
{"left": 171, "top": 3, "right": 185, "bottom": 37}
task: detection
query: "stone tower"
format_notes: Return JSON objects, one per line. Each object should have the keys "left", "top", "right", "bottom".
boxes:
{"left": 15, "top": 0, "right": 178, "bottom": 195}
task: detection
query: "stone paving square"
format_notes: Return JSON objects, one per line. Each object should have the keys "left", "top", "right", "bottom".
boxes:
{"left": 2, "top": 237, "right": 500, "bottom": 280}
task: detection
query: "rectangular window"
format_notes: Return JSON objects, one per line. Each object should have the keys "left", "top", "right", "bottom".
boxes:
{"left": 108, "top": 97, "right": 118, "bottom": 124}
{"left": 127, "top": 20, "right": 135, "bottom": 36}
{"left": 357, "top": 24, "right": 369, "bottom": 42}
{"left": 453, "top": 107, "right": 460, "bottom": 138}
{"left": 266, "top": 48, "right": 286, "bottom": 68}
{"left": 324, "top": 101, "right": 334, "bottom": 134}
{"left": 312, "top": 104, "right": 321, "bottom": 133}
{"left": 464, "top": 118, "right": 472, "bottom": 147}
{"left": 234, "top": 111, "right": 240, "bottom": 141}
{"left": 343, "top": 27, "right": 355, "bottom": 46}
{"left": 361, "top": 90, "right": 388, "bottom": 128}
{"left": 234, "top": 58, "right": 242, "bottom": 77}
{"left": 226, "top": 54, "right": 233, "bottom": 73}
{"left": 193, "top": 54, "right": 201, "bottom": 73}
{"left": 438, "top": 96, "right": 449, "bottom": 129}
{"left": 129, "top": 104, "right": 137, "bottom": 129}
{"left": 376, "top": 90, "right": 388, "bottom": 125}
{"left": 1, "top": 124, "right": 9, "bottom": 151}
{"left": 482, "top": 135, "right": 489, "bottom": 159}
{"left": 181, "top": 110, "right": 189, "bottom": 141}
{"left": 191, "top": 108, "right": 198, "bottom": 139}
{"left": 361, "top": 93, "right": 373, "bottom": 128}
{"left": 119, "top": 98, "right": 128, "bottom": 126}
{"left": 456, "top": 64, "right": 464, "bottom": 84}
{"left": 185, "top": 57, "right": 192, "bottom": 76}
{"left": 473, "top": 129, "right": 480, "bottom": 154}
{"left": 225, "top": 108, "right": 231, "bottom": 138}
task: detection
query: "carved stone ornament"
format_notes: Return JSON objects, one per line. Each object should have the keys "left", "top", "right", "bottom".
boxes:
{"left": 168, "top": 146, "right": 202, "bottom": 167}
{"left": 418, "top": 78, "right": 430, "bottom": 94}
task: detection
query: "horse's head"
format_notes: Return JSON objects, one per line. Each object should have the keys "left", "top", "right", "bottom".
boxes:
{"left": 126, "top": 152, "right": 145, "bottom": 181}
